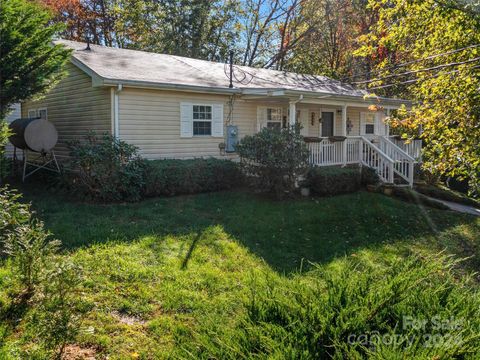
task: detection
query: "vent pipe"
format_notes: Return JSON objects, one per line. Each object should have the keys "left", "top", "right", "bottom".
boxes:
{"left": 229, "top": 50, "right": 234, "bottom": 88}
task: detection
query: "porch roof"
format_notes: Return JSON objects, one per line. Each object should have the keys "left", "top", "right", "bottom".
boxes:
{"left": 240, "top": 89, "right": 411, "bottom": 109}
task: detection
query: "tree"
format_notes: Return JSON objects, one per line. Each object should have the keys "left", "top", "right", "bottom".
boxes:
{"left": 356, "top": 0, "right": 480, "bottom": 196}
{"left": 40, "top": 0, "right": 241, "bottom": 62}
{"left": 145, "top": 0, "right": 240, "bottom": 61}
{"left": 285, "top": 0, "right": 383, "bottom": 79}
{"left": 237, "top": 0, "right": 313, "bottom": 69}
{"left": 0, "top": 0, "right": 71, "bottom": 119}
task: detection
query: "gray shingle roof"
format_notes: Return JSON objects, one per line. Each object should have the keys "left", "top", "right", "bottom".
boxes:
{"left": 56, "top": 40, "right": 370, "bottom": 98}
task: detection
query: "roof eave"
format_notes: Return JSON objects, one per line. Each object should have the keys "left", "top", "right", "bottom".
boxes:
{"left": 101, "top": 78, "right": 242, "bottom": 95}
{"left": 281, "top": 89, "right": 412, "bottom": 108}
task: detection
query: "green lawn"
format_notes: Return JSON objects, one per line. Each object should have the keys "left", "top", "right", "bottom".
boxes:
{"left": 2, "top": 189, "right": 480, "bottom": 358}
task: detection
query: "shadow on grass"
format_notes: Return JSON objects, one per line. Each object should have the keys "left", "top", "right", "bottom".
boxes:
{"left": 181, "top": 231, "right": 203, "bottom": 270}
{"left": 16, "top": 185, "right": 480, "bottom": 274}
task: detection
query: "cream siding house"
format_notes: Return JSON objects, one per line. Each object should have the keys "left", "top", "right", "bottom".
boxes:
{"left": 5, "top": 103, "right": 22, "bottom": 158}
{"left": 19, "top": 40, "right": 421, "bottom": 186}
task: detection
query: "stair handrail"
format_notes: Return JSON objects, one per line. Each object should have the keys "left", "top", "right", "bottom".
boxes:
{"left": 378, "top": 136, "right": 415, "bottom": 186}
{"left": 360, "top": 137, "right": 394, "bottom": 163}
{"left": 360, "top": 136, "right": 395, "bottom": 183}
{"left": 380, "top": 136, "right": 415, "bottom": 162}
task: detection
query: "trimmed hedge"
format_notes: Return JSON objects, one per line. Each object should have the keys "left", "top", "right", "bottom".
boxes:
{"left": 144, "top": 158, "right": 242, "bottom": 197}
{"left": 306, "top": 166, "right": 362, "bottom": 196}
{"left": 361, "top": 166, "right": 380, "bottom": 186}
{"left": 415, "top": 183, "right": 480, "bottom": 208}
{"left": 391, "top": 187, "right": 450, "bottom": 210}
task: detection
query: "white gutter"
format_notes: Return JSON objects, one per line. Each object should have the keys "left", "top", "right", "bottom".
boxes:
{"left": 281, "top": 89, "right": 412, "bottom": 108}
{"left": 102, "top": 78, "right": 242, "bottom": 95}
{"left": 113, "top": 84, "right": 123, "bottom": 138}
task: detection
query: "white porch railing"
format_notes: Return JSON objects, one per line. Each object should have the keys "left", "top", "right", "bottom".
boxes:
{"left": 359, "top": 137, "right": 394, "bottom": 184}
{"left": 307, "top": 136, "right": 417, "bottom": 186}
{"left": 307, "top": 137, "right": 361, "bottom": 166}
{"left": 377, "top": 137, "right": 415, "bottom": 186}
{"left": 389, "top": 137, "right": 422, "bottom": 162}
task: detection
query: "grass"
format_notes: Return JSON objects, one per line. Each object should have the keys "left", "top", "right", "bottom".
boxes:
{"left": 1, "top": 188, "right": 480, "bottom": 358}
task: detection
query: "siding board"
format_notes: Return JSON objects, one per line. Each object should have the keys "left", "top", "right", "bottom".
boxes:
{"left": 21, "top": 63, "right": 111, "bottom": 159}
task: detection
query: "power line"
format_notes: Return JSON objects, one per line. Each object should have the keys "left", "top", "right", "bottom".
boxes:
{"left": 367, "top": 62, "right": 480, "bottom": 90}
{"left": 343, "top": 43, "right": 480, "bottom": 82}
{"left": 354, "top": 56, "right": 480, "bottom": 85}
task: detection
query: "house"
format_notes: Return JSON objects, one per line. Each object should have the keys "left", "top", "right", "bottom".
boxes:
{"left": 4, "top": 103, "right": 22, "bottom": 159}
{"left": 19, "top": 40, "right": 422, "bottom": 186}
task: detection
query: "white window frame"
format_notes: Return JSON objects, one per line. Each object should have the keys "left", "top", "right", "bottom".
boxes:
{"left": 360, "top": 112, "right": 376, "bottom": 136}
{"left": 192, "top": 104, "right": 213, "bottom": 136}
{"left": 266, "top": 107, "right": 282, "bottom": 130}
{"left": 180, "top": 102, "right": 223, "bottom": 138}
{"left": 37, "top": 107, "right": 47, "bottom": 120}
{"left": 320, "top": 109, "right": 336, "bottom": 137}
{"left": 28, "top": 109, "right": 37, "bottom": 118}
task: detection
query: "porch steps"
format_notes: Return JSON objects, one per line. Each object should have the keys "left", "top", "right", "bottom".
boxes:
{"left": 307, "top": 136, "right": 418, "bottom": 188}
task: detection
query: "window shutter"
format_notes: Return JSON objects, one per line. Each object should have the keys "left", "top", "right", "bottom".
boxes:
{"left": 257, "top": 106, "right": 266, "bottom": 131}
{"left": 212, "top": 104, "right": 224, "bottom": 137}
{"left": 180, "top": 102, "right": 193, "bottom": 138}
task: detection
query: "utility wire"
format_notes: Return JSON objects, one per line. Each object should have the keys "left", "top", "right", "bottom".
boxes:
{"left": 354, "top": 56, "right": 480, "bottom": 85}
{"left": 343, "top": 43, "right": 480, "bottom": 82}
{"left": 368, "top": 62, "right": 480, "bottom": 90}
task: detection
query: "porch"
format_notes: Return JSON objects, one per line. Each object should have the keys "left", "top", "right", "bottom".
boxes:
{"left": 305, "top": 135, "right": 422, "bottom": 186}
{"left": 246, "top": 91, "right": 421, "bottom": 186}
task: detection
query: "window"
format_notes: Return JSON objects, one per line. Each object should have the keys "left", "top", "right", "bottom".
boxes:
{"left": 38, "top": 108, "right": 47, "bottom": 120}
{"left": 361, "top": 112, "right": 376, "bottom": 135}
{"left": 266, "top": 108, "right": 282, "bottom": 130}
{"left": 192, "top": 105, "right": 212, "bottom": 135}
{"left": 28, "top": 109, "right": 37, "bottom": 118}
{"left": 180, "top": 102, "right": 223, "bottom": 138}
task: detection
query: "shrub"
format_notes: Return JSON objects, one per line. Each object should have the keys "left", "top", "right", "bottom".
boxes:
{"left": 236, "top": 125, "right": 309, "bottom": 198}
{"left": 415, "top": 183, "right": 480, "bottom": 208}
{"left": 0, "top": 121, "right": 12, "bottom": 184}
{"left": 3, "top": 223, "right": 60, "bottom": 296}
{"left": 144, "top": 158, "right": 241, "bottom": 197}
{"left": 0, "top": 187, "right": 85, "bottom": 357}
{"left": 391, "top": 187, "right": 449, "bottom": 210}
{"left": 0, "top": 187, "right": 31, "bottom": 243}
{"left": 68, "top": 132, "right": 146, "bottom": 202}
{"left": 306, "top": 166, "right": 362, "bottom": 196}
{"left": 1, "top": 188, "right": 61, "bottom": 296}
{"left": 184, "top": 253, "right": 480, "bottom": 359}
{"left": 26, "top": 259, "right": 84, "bottom": 359}
{"left": 361, "top": 166, "right": 380, "bottom": 186}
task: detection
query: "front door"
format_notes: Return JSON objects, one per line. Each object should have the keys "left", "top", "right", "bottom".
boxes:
{"left": 321, "top": 112, "right": 334, "bottom": 137}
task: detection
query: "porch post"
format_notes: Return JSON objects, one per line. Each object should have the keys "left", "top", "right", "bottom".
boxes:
{"left": 386, "top": 108, "right": 391, "bottom": 136}
{"left": 288, "top": 101, "right": 296, "bottom": 127}
{"left": 342, "top": 104, "right": 347, "bottom": 165}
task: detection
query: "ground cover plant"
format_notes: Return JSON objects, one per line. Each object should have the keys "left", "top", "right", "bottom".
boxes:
{"left": 0, "top": 187, "right": 479, "bottom": 358}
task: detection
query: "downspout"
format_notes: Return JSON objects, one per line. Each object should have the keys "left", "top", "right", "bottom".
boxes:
{"left": 113, "top": 84, "right": 123, "bottom": 138}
